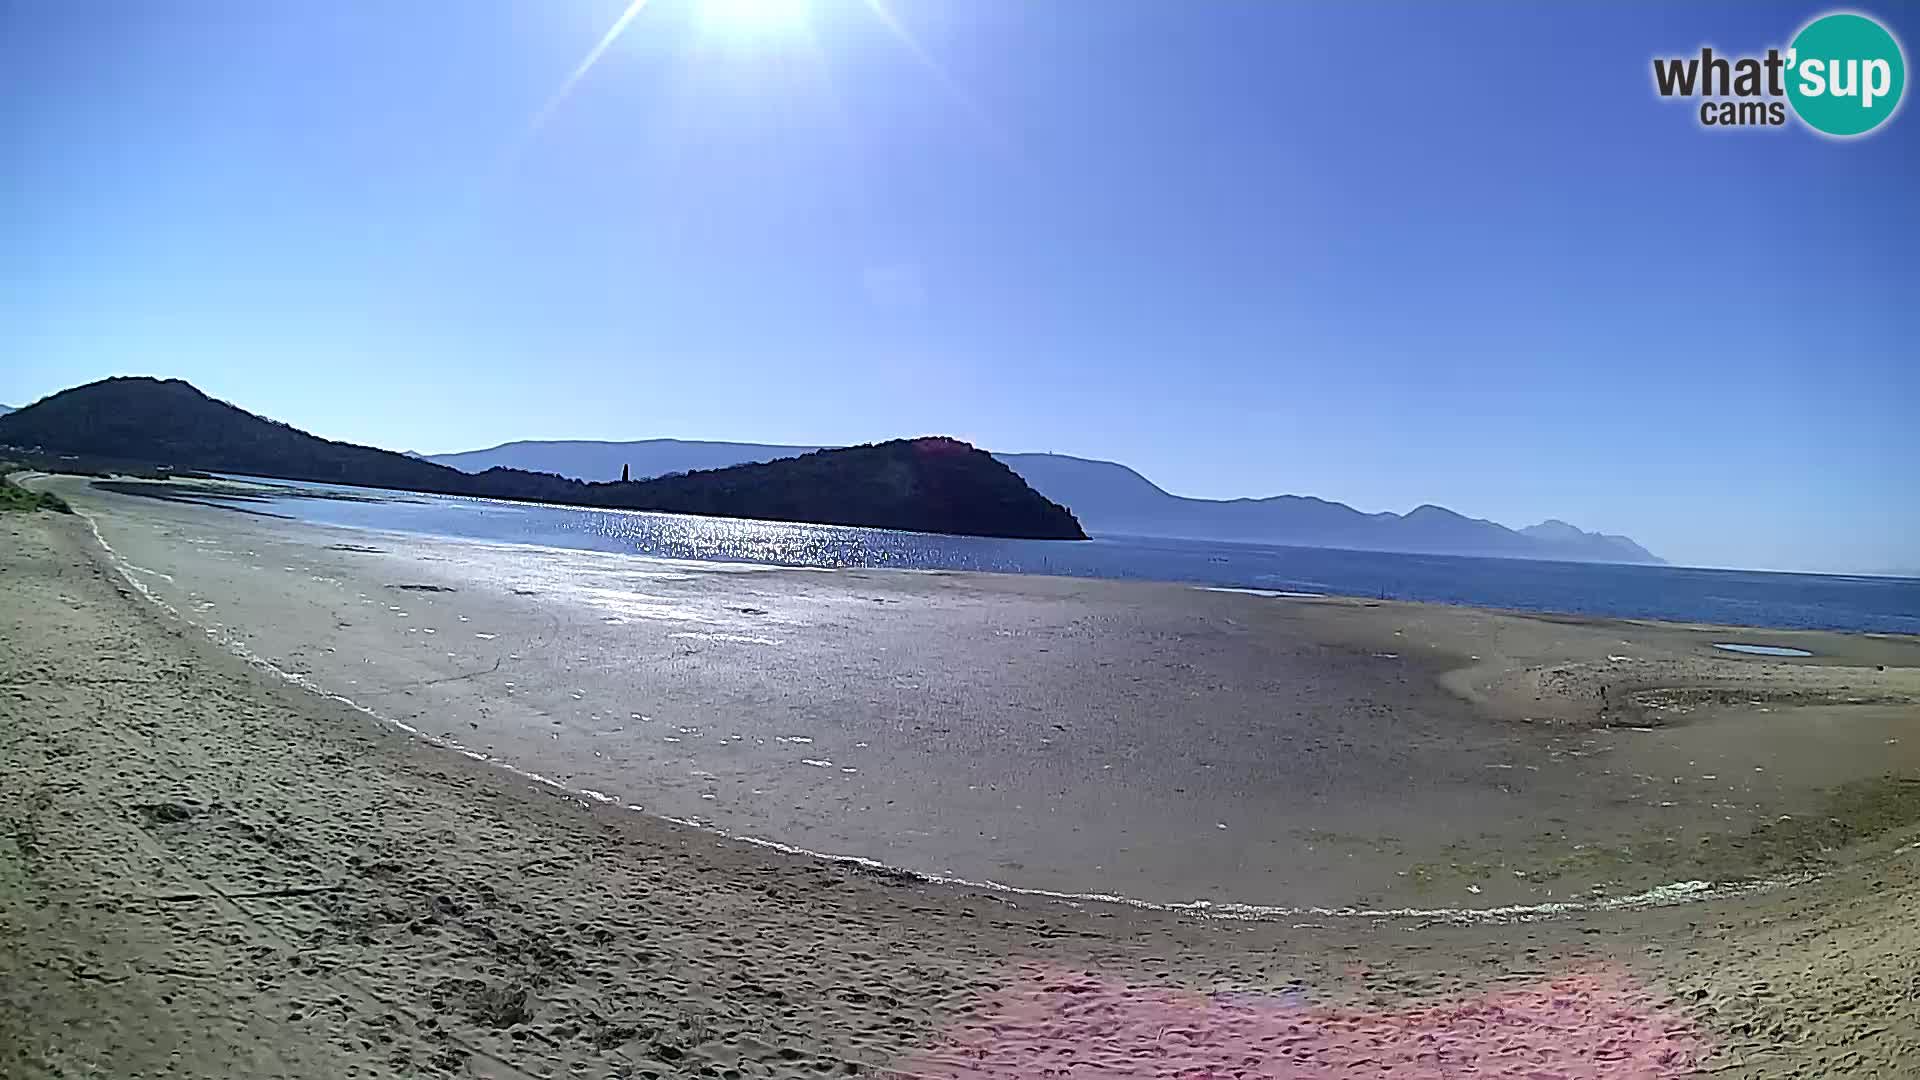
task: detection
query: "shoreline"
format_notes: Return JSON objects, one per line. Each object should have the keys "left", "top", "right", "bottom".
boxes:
{"left": 3, "top": 507, "right": 1919, "bottom": 1076}
{"left": 36, "top": 472, "right": 1920, "bottom": 912}
{"left": 62, "top": 501, "right": 1850, "bottom": 926}
{"left": 68, "top": 472, "right": 1919, "bottom": 636}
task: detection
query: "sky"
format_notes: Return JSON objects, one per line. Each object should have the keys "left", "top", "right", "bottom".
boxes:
{"left": 2, "top": 1, "right": 1914, "bottom": 573}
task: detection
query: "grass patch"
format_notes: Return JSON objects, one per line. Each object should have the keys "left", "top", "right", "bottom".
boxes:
{"left": 1403, "top": 774, "right": 1920, "bottom": 894}
{"left": 1694, "top": 773, "right": 1920, "bottom": 877}
{"left": 0, "top": 473, "right": 72, "bottom": 514}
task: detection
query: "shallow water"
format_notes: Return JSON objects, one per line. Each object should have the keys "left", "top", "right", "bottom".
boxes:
{"left": 181, "top": 478, "right": 1920, "bottom": 634}
{"left": 1713, "top": 642, "right": 1816, "bottom": 657}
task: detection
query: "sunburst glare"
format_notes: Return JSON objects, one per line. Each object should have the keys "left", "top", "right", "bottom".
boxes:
{"left": 698, "top": 0, "right": 809, "bottom": 34}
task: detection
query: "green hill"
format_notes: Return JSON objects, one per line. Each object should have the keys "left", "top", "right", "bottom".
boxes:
{"left": 0, "top": 378, "right": 1085, "bottom": 540}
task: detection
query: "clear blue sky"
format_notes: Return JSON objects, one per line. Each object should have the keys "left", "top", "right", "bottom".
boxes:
{"left": 3, "top": 2, "right": 1914, "bottom": 572}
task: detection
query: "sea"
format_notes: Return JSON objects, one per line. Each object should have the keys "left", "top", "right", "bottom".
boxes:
{"left": 200, "top": 479, "right": 1919, "bottom": 635}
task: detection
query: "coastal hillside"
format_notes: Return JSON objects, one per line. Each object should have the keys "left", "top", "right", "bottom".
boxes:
{"left": 427, "top": 439, "right": 1662, "bottom": 564}
{"left": 0, "top": 378, "right": 1085, "bottom": 540}
{"left": 3, "top": 378, "right": 473, "bottom": 491}
{"left": 430, "top": 437, "right": 826, "bottom": 480}
{"left": 590, "top": 440, "right": 1083, "bottom": 539}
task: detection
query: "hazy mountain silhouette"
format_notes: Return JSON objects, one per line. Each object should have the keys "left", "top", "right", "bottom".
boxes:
{"left": 997, "top": 454, "right": 1660, "bottom": 563}
{"left": 431, "top": 439, "right": 827, "bottom": 481}
{"left": 0, "top": 379, "right": 1084, "bottom": 540}
{"left": 427, "top": 439, "right": 1661, "bottom": 564}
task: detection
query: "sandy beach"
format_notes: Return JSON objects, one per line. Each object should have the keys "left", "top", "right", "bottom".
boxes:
{"left": 5, "top": 479, "right": 1920, "bottom": 1077}
{"left": 44, "top": 476, "right": 1920, "bottom": 911}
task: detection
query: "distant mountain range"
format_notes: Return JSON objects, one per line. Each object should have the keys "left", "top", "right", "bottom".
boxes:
{"left": 0, "top": 379, "right": 1084, "bottom": 540}
{"left": 425, "top": 439, "right": 1663, "bottom": 564}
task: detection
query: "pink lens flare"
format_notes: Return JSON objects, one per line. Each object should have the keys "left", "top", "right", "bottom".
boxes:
{"left": 893, "top": 964, "right": 1706, "bottom": 1079}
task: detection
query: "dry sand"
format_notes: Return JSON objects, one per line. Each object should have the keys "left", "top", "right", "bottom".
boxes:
{"left": 3, "top": 502, "right": 1919, "bottom": 1077}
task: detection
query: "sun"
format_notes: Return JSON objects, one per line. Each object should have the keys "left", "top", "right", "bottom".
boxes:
{"left": 698, "top": 0, "right": 808, "bottom": 33}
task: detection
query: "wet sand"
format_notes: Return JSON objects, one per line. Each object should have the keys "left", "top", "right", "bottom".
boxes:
{"left": 42, "top": 475, "right": 1920, "bottom": 912}
{"left": 4, "top": 490, "right": 1920, "bottom": 1077}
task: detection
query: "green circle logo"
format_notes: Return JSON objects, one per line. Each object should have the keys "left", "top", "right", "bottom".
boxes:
{"left": 1786, "top": 12, "right": 1906, "bottom": 136}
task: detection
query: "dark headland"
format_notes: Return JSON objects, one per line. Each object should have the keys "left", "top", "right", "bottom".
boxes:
{"left": 0, "top": 377, "right": 1086, "bottom": 540}
{"left": 425, "top": 439, "right": 1664, "bottom": 564}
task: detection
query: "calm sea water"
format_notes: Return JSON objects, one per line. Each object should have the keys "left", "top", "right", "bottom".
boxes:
{"left": 210, "top": 479, "right": 1919, "bottom": 635}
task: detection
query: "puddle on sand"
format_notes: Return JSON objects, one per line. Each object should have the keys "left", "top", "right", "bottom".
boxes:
{"left": 1712, "top": 642, "right": 1813, "bottom": 658}
{"left": 1197, "top": 586, "right": 1326, "bottom": 599}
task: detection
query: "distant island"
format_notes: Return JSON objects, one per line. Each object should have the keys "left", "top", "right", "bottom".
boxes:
{"left": 426, "top": 439, "right": 1664, "bottom": 565}
{"left": 0, "top": 378, "right": 1086, "bottom": 541}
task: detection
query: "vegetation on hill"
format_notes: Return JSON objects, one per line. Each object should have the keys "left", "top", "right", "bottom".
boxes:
{"left": 580, "top": 440, "right": 1081, "bottom": 538}
{"left": 0, "top": 378, "right": 1085, "bottom": 540}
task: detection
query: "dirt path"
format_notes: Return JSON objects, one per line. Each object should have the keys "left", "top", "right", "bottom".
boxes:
{"left": 2, "top": 511, "right": 1916, "bottom": 1078}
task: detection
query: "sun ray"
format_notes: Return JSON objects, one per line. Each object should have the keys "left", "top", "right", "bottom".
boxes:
{"left": 858, "top": 0, "right": 1008, "bottom": 154}
{"left": 527, "top": 0, "right": 654, "bottom": 137}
